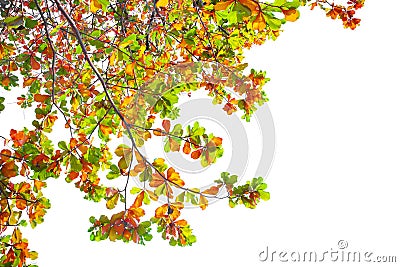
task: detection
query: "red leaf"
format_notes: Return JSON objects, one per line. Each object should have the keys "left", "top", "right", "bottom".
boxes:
{"left": 30, "top": 56, "right": 40, "bottom": 70}
{"left": 162, "top": 120, "right": 171, "bottom": 132}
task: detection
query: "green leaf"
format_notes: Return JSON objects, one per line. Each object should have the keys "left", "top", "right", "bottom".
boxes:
{"left": 259, "top": 191, "right": 270, "bottom": 201}
{"left": 169, "top": 237, "right": 177, "bottom": 246}
{"left": 70, "top": 155, "right": 82, "bottom": 172}
{"left": 24, "top": 18, "right": 38, "bottom": 29}
{"left": 3, "top": 16, "right": 24, "bottom": 28}
{"left": 58, "top": 141, "right": 68, "bottom": 150}
{"left": 130, "top": 187, "right": 142, "bottom": 195}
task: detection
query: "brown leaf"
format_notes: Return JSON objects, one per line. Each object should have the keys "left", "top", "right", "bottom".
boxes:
{"left": 30, "top": 56, "right": 40, "bottom": 70}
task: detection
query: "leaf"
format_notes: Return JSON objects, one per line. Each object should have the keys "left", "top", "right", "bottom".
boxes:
{"left": 211, "top": 137, "right": 223, "bottom": 146}
{"left": 252, "top": 12, "right": 266, "bottom": 31}
{"left": 11, "top": 227, "right": 22, "bottom": 243}
{"left": 183, "top": 141, "right": 191, "bottom": 154}
{"left": 149, "top": 173, "right": 164, "bottom": 188}
{"left": 125, "top": 62, "right": 135, "bottom": 76}
{"left": 130, "top": 187, "right": 142, "bottom": 195}
{"left": 133, "top": 191, "right": 145, "bottom": 208}
{"left": 115, "top": 144, "right": 131, "bottom": 157}
{"left": 191, "top": 149, "right": 202, "bottom": 159}
{"left": 34, "top": 94, "right": 50, "bottom": 103}
{"left": 162, "top": 120, "right": 171, "bottom": 132}
{"left": 146, "top": 190, "right": 158, "bottom": 201}
{"left": 202, "top": 186, "right": 220, "bottom": 195}
{"left": 215, "top": 0, "right": 235, "bottom": 11}
{"left": 100, "top": 124, "right": 113, "bottom": 135}
{"left": 284, "top": 9, "right": 300, "bottom": 22}
{"left": 167, "top": 167, "right": 185, "bottom": 187}
{"left": 25, "top": 18, "right": 38, "bottom": 29}
{"left": 238, "top": 0, "right": 259, "bottom": 14}
{"left": 106, "top": 193, "right": 119, "bottom": 209}
{"left": 199, "top": 195, "right": 208, "bottom": 210}
{"left": 30, "top": 56, "right": 40, "bottom": 70}
{"left": 156, "top": 0, "right": 169, "bottom": 8}
{"left": 90, "top": 0, "right": 103, "bottom": 13}
{"left": 1, "top": 161, "right": 17, "bottom": 178}
{"left": 4, "top": 16, "right": 24, "bottom": 29}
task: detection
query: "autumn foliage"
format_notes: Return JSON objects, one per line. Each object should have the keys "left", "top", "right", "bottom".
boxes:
{"left": 0, "top": 0, "right": 363, "bottom": 266}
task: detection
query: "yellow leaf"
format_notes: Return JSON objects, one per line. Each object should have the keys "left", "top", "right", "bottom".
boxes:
{"left": 0, "top": 44, "right": 4, "bottom": 59}
{"left": 106, "top": 193, "right": 119, "bottom": 209}
{"left": 29, "top": 251, "right": 39, "bottom": 260}
{"left": 214, "top": 0, "right": 234, "bottom": 11}
{"left": 284, "top": 9, "right": 300, "bottom": 22}
{"left": 156, "top": 0, "right": 169, "bottom": 8}
{"left": 125, "top": 62, "right": 135, "bottom": 76}
{"left": 199, "top": 195, "right": 208, "bottom": 210}
{"left": 109, "top": 51, "right": 117, "bottom": 66}
{"left": 90, "top": 0, "right": 102, "bottom": 13}
{"left": 252, "top": 12, "right": 266, "bottom": 31}
{"left": 11, "top": 227, "right": 22, "bottom": 243}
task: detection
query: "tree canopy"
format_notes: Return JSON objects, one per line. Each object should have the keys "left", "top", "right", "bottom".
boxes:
{"left": 0, "top": 0, "right": 363, "bottom": 266}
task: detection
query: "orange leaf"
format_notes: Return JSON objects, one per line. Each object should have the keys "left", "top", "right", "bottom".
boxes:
{"left": 167, "top": 167, "right": 185, "bottom": 187}
{"left": 2, "top": 77, "right": 10, "bottom": 86}
{"left": 34, "top": 180, "right": 46, "bottom": 191}
{"left": 183, "top": 141, "right": 191, "bottom": 154}
{"left": 153, "top": 128, "right": 165, "bottom": 136}
{"left": 283, "top": 9, "right": 300, "bottom": 22}
{"left": 214, "top": 0, "right": 235, "bottom": 11}
{"left": 123, "top": 229, "right": 131, "bottom": 240}
{"left": 33, "top": 94, "right": 50, "bottom": 103}
{"left": 238, "top": 0, "right": 260, "bottom": 14}
{"left": 199, "top": 195, "right": 208, "bottom": 210}
{"left": 16, "top": 199, "right": 27, "bottom": 210}
{"left": 133, "top": 191, "right": 145, "bottom": 208}
{"left": 20, "top": 162, "right": 29, "bottom": 176}
{"left": 252, "top": 12, "right": 266, "bottom": 31}
{"left": 30, "top": 56, "right": 40, "bottom": 70}
{"left": 211, "top": 137, "right": 223, "bottom": 146}
{"left": 191, "top": 149, "right": 202, "bottom": 159}
{"left": 23, "top": 77, "right": 36, "bottom": 87}
{"left": 175, "top": 219, "right": 187, "bottom": 227}
{"left": 100, "top": 124, "right": 113, "bottom": 135}
{"left": 202, "top": 186, "right": 220, "bottom": 195}
{"left": 10, "top": 61, "right": 17, "bottom": 71}
{"left": 125, "top": 62, "right": 135, "bottom": 76}
{"left": 155, "top": 204, "right": 168, "bottom": 218}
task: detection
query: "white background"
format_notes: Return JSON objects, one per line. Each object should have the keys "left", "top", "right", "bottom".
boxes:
{"left": 2, "top": 1, "right": 400, "bottom": 266}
